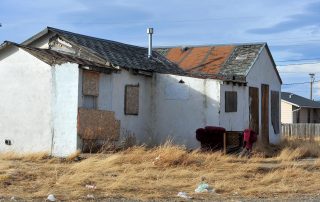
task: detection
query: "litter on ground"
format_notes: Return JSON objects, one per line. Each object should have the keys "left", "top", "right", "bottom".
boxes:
{"left": 177, "top": 192, "right": 192, "bottom": 199}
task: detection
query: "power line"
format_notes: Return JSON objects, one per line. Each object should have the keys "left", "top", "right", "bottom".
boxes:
{"left": 277, "top": 61, "right": 320, "bottom": 66}
{"left": 276, "top": 57, "right": 320, "bottom": 63}
{"left": 282, "top": 80, "right": 320, "bottom": 86}
{"left": 279, "top": 72, "right": 320, "bottom": 74}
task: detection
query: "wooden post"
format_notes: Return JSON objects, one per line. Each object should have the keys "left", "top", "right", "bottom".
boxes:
{"left": 223, "top": 132, "right": 227, "bottom": 155}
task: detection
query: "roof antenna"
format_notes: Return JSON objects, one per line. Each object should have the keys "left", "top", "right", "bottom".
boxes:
{"left": 147, "top": 28, "right": 153, "bottom": 59}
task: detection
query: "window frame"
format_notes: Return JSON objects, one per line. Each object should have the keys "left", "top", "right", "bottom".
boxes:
{"left": 124, "top": 84, "right": 140, "bottom": 115}
{"left": 225, "top": 91, "right": 237, "bottom": 113}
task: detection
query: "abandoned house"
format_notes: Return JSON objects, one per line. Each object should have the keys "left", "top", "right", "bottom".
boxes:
{"left": 0, "top": 27, "right": 282, "bottom": 156}
{"left": 281, "top": 92, "right": 320, "bottom": 123}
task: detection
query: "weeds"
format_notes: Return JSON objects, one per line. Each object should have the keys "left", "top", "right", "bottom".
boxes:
{"left": 0, "top": 138, "right": 320, "bottom": 200}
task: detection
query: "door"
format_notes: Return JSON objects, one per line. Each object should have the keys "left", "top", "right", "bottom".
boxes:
{"left": 249, "top": 87, "right": 259, "bottom": 134}
{"left": 261, "top": 84, "right": 269, "bottom": 144}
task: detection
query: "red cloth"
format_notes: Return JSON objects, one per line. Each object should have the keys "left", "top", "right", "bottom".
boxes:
{"left": 243, "top": 129, "right": 257, "bottom": 150}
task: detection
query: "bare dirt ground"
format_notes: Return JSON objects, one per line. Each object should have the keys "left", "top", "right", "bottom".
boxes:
{"left": 1, "top": 139, "right": 320, "bottom": 201}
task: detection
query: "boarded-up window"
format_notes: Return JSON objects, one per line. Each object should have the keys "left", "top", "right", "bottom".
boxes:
{"left": 249, "top": 87, "right": 259, "bottom": 134}
{"left": 83, "top": 95, "right": 97, "bottom": 109}
{"left": 271, "top": 91, "right": 280, "bottom": 134}
{"left": 125, "top": 85, "right": 139, "bottom": 115}
{"left": 83, "top": 70, "right": 99, "bottom": 96}
{"left": 225, "top": 91, "right": 237, "bottom": 112}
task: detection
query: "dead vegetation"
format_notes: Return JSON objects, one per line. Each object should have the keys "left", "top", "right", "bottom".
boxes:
{"left": 1, "top": 138, "right": 320, "bottom": 201}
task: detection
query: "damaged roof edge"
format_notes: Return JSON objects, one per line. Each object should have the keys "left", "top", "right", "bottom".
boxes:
{"left": 4, "top": 41, "right": 118, "bottom": 71}
{"left": 21, "top": 27, "right": 49, "bottom": 45}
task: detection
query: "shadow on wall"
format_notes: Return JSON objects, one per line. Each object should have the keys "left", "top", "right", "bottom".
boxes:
{"left": 152, "top": 74, "right": 221, "bottom": 149}
{"left": 0, "top": 46, "right": 19, "bottom": 61}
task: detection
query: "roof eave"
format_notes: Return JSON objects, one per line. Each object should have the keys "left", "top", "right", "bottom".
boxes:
{"left": 21, "top": 27, "right": 50, "bottom": 45}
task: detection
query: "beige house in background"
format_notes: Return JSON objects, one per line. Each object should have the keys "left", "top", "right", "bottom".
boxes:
{"left": 281, "top": 92, "right": 320, "bottom": 123}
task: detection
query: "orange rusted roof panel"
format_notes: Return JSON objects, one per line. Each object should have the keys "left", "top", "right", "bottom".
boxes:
{"left": 162, "top": 45, "right": 234, "bottom": 74}
{"left": 165, "top": 47, "right": 191, "bottom": 64}
{"left": 201, "top": 45, "right": 234, "bottom": 74}
{"left": 179, "top": 47, "right": 211, "bottom": 70}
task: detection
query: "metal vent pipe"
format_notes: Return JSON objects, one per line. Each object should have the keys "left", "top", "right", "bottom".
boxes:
{"left": 147, "top": 28, "right": 153, "bottom": 58}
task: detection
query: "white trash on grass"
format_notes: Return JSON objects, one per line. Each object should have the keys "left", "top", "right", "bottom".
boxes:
{"left": 177, "top": 192, "right": 192, "bottom": 199}
{"left": 85, "top": 184, "right": 97, "bottom": 190}
{"left": 47, "top": 194, "right": 56, "bottom": 201}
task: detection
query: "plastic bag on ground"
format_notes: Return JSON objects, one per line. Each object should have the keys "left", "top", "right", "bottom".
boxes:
{"left": 195, "top": 182, "right": 215, "bottom": 193}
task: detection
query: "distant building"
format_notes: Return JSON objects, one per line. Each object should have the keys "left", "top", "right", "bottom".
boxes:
{"left": 281, "top": 92, "right": 320, "bottom": 123}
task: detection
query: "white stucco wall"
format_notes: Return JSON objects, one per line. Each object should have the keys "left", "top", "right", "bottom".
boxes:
{"left": 0, "top": 47, "right": 54, "bottom": 153}
{"left": 246, "top": 47, "right": 282, "bottom": 144}
{"left": 78, "top": 69, "right": 153, "bottom": 145}
{"left": 219, "top": 84, "right": 249, "bottom": 131}
{"left": 153, "top": 74, "right": 221, "bottom": 148}
{"left": 52, "top": 63, "right": 79, "bottom": 156}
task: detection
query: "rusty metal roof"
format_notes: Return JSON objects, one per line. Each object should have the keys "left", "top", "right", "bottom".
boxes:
{"left": 156, "top": 43, "right": 269, "bottom": 81}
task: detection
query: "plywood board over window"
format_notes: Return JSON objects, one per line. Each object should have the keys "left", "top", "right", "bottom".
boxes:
{"left": 78, "top": 108, "right": 120, "bottom": 140}
{"left": 83, "top": 70, "right": 99, "bottom": 96}
{"left": 249, "top": 87, "right": 259, "bottom": 134}
{"left": 271, "top": 91, "right": 280, "bottom": 134}
{"left": 225, "top": 91, "right": 237, "bottom": 112}
{"left": 125, "top": 85, "right": 139, "bottom": 115}
{"left": 261, "top": 84, "right": 270, "bottom": 144}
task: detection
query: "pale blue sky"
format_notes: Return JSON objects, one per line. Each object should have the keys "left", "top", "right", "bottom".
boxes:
{"left": 1, "top": 0, "right": 320, "bottom": 99}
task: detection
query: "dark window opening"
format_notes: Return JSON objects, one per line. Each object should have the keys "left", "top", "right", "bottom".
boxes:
{"left": 225, "top": 91, "right": 237, "bottom": 112}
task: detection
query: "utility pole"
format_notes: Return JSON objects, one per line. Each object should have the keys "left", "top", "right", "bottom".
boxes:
{"left": 309, "top": 73, "right": 315, "bottom": 100}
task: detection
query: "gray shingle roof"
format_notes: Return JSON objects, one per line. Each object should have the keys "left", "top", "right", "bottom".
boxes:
{"left": 46, "top": 27, "right": 184, "bottom": 74}
{"left": 220, "top": 44, "right": 264, "bottom": 76}
{"left": 282, "top": 92, "right": 320, "bottom": 108}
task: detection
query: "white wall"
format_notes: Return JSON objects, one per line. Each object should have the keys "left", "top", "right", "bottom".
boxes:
{"left": 78, "top": 69, "right": 153, "bottom": 145}
{"left": 52, "top": 63, "right": 79, "bottom": 156}
{"left": 246, "top": 47, "right": 282, "bottom": 144}
{"left": 0, "top": 47, "right": 54, "bottom": 153}
{"left": 219, "top": 84, "right": 249, "bottom": 131}
{"left": 153, "top": 74, "right": 221, "bottom": 148}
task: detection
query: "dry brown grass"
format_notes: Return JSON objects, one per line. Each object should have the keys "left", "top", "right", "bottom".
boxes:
{"left": 1, "top": 138, "right": 320, "bottom": 201}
